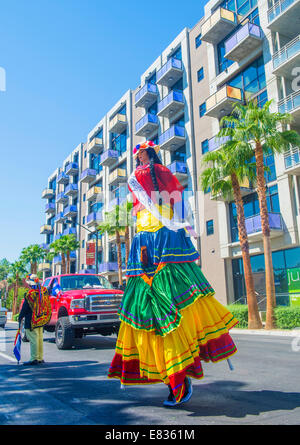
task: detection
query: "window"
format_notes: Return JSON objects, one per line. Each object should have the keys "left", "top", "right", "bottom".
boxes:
{"left": 206, "top": 220, "right": 214, "bottom": 236}
{"left": 83, "top": 216, "right": 85, "bottom": 225}
{"left": 171, "top": 145, "right": 187, "bottom": 163}
{"left": 197, "top": 67, "right": 204, "bottom": 82}
{"left": 195, "top": 33, "right": 202, "bottom": 48}
{"left": 90, "top": 153, "right": 103, "bottom": 174}
{"left": 199, "top": 102, "right": 206, "bottom": 117}
{"left": 111, "top": 130, "right": 127, "bottom": 156}
{"left": 201, "top": 139, "right": 209, "bottom": 154}
{"left": 83, "top": 194, "right": 86, "bottom": 202}
{"left": 84, "top": 150, "right": 87, "bottom": 158}
{"left": 170, "top": 46, "right": 182, "bottom": 61}
{"left": 82, "top": 240, "right": 85, "bottom": 248}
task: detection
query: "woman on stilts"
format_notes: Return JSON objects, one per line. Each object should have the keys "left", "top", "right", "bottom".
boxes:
{"left": 108, "top": 140, "right": 238, "bottom": 406}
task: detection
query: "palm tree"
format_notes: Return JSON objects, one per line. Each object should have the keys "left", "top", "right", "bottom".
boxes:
{"left": 49, "top": 239, "right": 67, "bottom": 274}
{"left": 200, "top": 138, "right": 263, "bottom": 329}
{"left": 9, "top": 261, "right": 28, "bottom": 315}
{"left": 20, "top": 245, "right": 47, "bottom": 274}
{"left": 221, "top": 100, "right": 300, "bottom": 329}
{"left": 61, "top": 235, "right": 80, "bottom": 274}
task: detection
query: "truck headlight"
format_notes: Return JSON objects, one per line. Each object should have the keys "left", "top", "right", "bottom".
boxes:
{"left": 70, "top": 299, "right": 85, "bottom": 309}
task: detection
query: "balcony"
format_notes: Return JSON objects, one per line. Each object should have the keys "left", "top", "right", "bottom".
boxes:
{"left": 63, "top": 205, "right": 78, "bottom": 218}
{"left": 45, "top": 203, "right": 55, "bottom": 214}
{"left": 278, "top": 91, "right": 300, "bottom": 125}
{"left": 159, "top": 125, "right": 186, "bottom": 152}
{"left": 65, "top": 162, "right": 79, "bottom": 175}
{"left": 167, "top": 161, "right": 188, "bottom": 184}
{"left": 54, "top": 212, "right": 65, "bottom": 224}
{"left": 86, "top": 186, "right": 102, "bottom": 201}
{"left": 157, "top": 90, "right": 184, "bottom": 119}
{"left": 42, "top": 188, "right": 55, "bottom": 199}
{"left": 208, "top": 135, "right": 231, "bottom": 152}
{"left": 40, "top": 225, "right": 53, "bottom": 235}
{"left": 205, "top": 85, "right": 243, "bottom": 119}
{"left": 109, "top": 168, "right": 127, "bottom": 186}
{"left": 98, "top": 262, "right": 118, "bottom": 274}
{"left": 135, "top": 83, "right": 158, "bottom": 108}
{"left": 201, "top": 7, "right": 237, "bottom": 45}
{"left": 54, "top": 233, "right": 62, "bottom": 241}
{"left": 135, "top": 113, "right": 159, "bottom": 137}
{"left": 100, "top": 149, "right": 119, "bottom": 167}
{"left": 38, "top": 263, "right": 51, "bottom": 272}
{"left": 108, "top": 196, "right": 127, "bottom": 211}
{"left": 268, "top": 0, "right": 300, "bottom": 36}
{"left": 224, "top": 22, "right": 263, "bottom": 63}
{"left": 62, "top": 227, "right": 77, "bottom": 237}
{"left": 231, "top": 212, "right": 284, "bottom": 243}
{"left": 65, "top": 183, "right": 78, "bottom": 197}
{"left": 57, "top": 172, "right": 69, "bottom": 185}
{"left": 80, "top": 168, "right": 97, "bottom": 184}
{"left": 86, "top": 211, "right": 103, "bottom": 227}
{"left": 56, "top": 192, "right": 68, "bottom": 205}
{"left": 109, "top": 113, "right": 127, "bottom": 134}
{"left": 284, "top": 147, "right": 300, "bottom": 174}
{"left": 211, "top": 177, "right": 253, "bottom": 201}
{"left": 156, "top": 58, "right": 183, "bottom": 88}
{"left": 273, "top": 35, "right": 300, "bottom": 78}
{"left": 40, "top": 243, "right": 50, "bottom": 250}
{"left": 87, "top": 137, "right": 104, "bottom": 155}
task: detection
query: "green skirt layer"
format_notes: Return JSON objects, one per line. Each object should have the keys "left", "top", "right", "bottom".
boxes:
{"left": 119, "top": 262, "right": 215, "bottom": 337}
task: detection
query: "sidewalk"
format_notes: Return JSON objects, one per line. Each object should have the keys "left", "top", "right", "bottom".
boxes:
{"left": 231, "top": 327, "right": 300, "bottom": 337}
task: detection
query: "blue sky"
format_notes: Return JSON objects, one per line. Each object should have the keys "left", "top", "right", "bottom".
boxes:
{"left": 0, "top": 0, "right": 207, "bottom": 263}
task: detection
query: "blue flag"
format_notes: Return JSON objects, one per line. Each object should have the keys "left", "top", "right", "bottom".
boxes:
{"left": 13, "top": 329, "right": 21, "bottom": 363}
{"left": 52, "top": 279, "right": 62, "bottom": 296}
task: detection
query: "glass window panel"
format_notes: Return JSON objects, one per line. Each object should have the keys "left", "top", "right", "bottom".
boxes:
{"left": 243, "top": 64, "right": 258, "bottom": 88}
{"left": 272, "top": 251, "right": 285, "bottom": 270}
{"left": 250, "top": 254, "right": 265, "bottom": 273}
{"left": 245, "top": 78, "right": 259, "bottom": 94}
{"left": 285, "top": 247, "right": 300, "bottom": 268}
{"left": 229, "top": 74, "right": 243, "bottom": 89}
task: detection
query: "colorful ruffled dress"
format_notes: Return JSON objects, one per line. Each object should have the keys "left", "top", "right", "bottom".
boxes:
{"left": 108, "top": 163, "right": 238, "bottom": 402}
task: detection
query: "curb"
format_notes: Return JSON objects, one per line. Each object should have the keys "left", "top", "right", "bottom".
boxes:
{"left": 231, "top": 328, "right": 300, "bottom": 337}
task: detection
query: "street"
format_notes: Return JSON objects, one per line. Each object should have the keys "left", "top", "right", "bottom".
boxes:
{"left": 0, "top": 322, "right": 300, "bottom": 425}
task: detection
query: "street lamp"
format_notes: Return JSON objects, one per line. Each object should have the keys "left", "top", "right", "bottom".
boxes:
{"left": 65, "top": 219, "right": 100, "bottom": 275}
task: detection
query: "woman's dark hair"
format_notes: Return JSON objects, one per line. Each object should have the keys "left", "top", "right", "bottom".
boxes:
{"left": 136, "top": 147, "right": 162, "bottom": 193}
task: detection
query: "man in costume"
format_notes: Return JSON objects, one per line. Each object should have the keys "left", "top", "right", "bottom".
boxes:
{"left": 108, "top": 141, "right": 238, "bottom": 407}
{"left": 18, "top": 274, "right": 52, "bottom": 366}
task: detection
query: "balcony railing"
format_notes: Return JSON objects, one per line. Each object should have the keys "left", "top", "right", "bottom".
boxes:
{"left": 65, "top": 162, "right": 79, "bottom": 175}
{"left": 40, "top": 225, "right": 53, "bottom": 234}
{"left": 109, "top": 113, "right": 127, "bottom": 134}
{"left": 135, "top": 82, "right": 158, "bottom": 108}
{"left": 80, "top": 168, "right": 97, "bottom": 183}
{"left": 42, "top": 188, "right": 55, "bottom": 199}
{"left": 201, "top": 7, "right": 237, "bottom": 44}
{"left": 86, "top": 211, "right": 103, "bottom": 226}
{"left": 157, "top": 90, "right": 184, "bottom": 118}
{"left": 87, "top": 137, "right": 103, "bottom": 154}
{"left": 56, "top": 192, "right": 68, "bottom": 204}
{"left": 109, "top": 168, "right": 127, "bottom": 186}
{"left": 38, "top": 263, "right": 51, "bottom": 272}
{"left": 54, "top": 212, "right": 65, "bottom": 224}
{"left": 273, "top": 34, "right": 300, "bottom": 75}
{"left": 63, "top": 205, "right": 78, "bottom": 218}
{"left": 278, "top": 91, "right": 300, "bottom": 116}
{"left": 45, "top": 203, "right": 55, "bottom": 214}
{"left": 208, "top": 135, "right": 231, "bottom": 152}
{"left": 167, "top": 161, "right": 188, "bottom": 184}
{"left": 98, "top": 262, "right": 118, "bottom": 273}
{"left": 57, "top": 172, "right": 69, "bottom": 185}
{"left": 135, "top": 113, "right": 158, "bottom": 137}
{"left": 231, "top": 212, "right": 283, "bottom": 242}
{"left": 224, "top": 22, "right": 263, "bottom": 62}
{"left": 62, "top": 227, "right": 77, "bottom": 237}
{"left": 54, "top": 233, "right": 62, "bottom": 241}
{"left": 65, "top": 183, "right": 78, "bottom": 196}
{"left": 159, "top": 125, "right": 186, "bottom": 151}
{"left": 205, "top": 84, "right": 243, "bottom": 119}
{"left": 268, "top": 0, "right": 298, "bottom": 23}
{"left": 100, "top": 149, "right": 119, "bottom": 166}
{"left": 86, "top": 186, "right": 102, "bottom": 201}
{"left": 156, "top": 58, "right": 183, "bottom": 87}
{"left": 284, "top": 147, "right": 300, "bottom": 173}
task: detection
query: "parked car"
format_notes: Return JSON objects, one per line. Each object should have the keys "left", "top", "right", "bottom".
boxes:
{"left": 41, "top": 273, "right": 124, "bottom": 349}
{"left": 0, "top": 305, "right": 7, "bottom": 328}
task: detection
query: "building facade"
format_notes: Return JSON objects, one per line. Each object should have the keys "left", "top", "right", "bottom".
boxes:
{"left": 41, "top": 0, "right": 300, "bottom": 304}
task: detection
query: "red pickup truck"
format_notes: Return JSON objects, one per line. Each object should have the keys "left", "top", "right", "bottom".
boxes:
{"left": 20, "top": 273, "right": 123, "bottom": 350}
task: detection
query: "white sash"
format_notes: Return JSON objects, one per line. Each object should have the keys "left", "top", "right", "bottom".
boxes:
{"left": 128, "top": 170, "right": 197, "bottom": 236}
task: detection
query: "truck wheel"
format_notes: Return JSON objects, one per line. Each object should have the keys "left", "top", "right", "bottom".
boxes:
{"left": 55, "top": 317, "right": 74, "bottom": 350}
{"left": 20, "top": 319, "right": 29, "bottom": 342}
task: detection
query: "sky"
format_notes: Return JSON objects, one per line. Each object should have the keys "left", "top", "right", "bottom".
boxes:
{"left": 0, "top": 0, "right": 207, "bottom": 263}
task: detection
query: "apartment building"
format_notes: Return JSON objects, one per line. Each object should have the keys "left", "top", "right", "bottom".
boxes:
{"left": 41, "top": 0, "right": 300, "bottom": 303}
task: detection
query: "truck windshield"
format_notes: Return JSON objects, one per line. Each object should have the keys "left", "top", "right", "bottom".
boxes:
{"left": 60, "top": 275, "right": 114, "bottom": 291}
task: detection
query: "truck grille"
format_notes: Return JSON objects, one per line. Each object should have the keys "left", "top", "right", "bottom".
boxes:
{"left": 85, "top": 294, "right": 122, "bottom": 313}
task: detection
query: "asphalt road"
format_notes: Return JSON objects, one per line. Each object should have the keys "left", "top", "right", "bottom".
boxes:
{"left": 0, "top": 322, "right": 300, "bottom": 425}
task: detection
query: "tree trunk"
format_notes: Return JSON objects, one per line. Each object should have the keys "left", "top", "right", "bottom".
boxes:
{"left": 116, "top": 231, "right": 123, "bottom": 286}
{"left": 61, "top": 253, "right": 66, "bottom": 275}
{"left": 66, "top": 251, "right": 70, "bottom": 274}
{"left": 255, "top": 141, "right": 276, "bottom": 329}
{"left": 12, "top": 274, "right": 19, "bottom": 316}
{"left": 231, "top": 173, "right": 263, "bottom": 329}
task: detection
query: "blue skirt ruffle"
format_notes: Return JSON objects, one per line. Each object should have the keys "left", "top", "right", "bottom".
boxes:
{"left": 126, "top": 227, "right": 199, "bottom": 277}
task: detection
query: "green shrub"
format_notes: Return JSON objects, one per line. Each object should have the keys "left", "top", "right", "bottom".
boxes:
{"left": 274, "top": 306, "right": 300, "bottom": 330}
{"left": 227, "top": 304, "right": 248, "bottom": 329}
{"left": 12, "top": 313, "right": 19, "bottom": 322}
